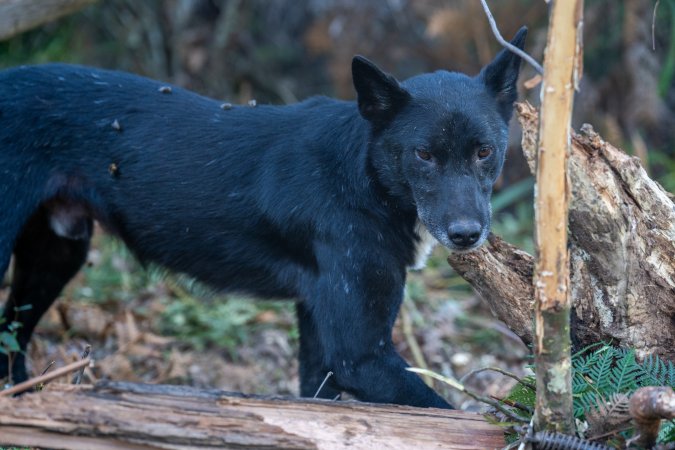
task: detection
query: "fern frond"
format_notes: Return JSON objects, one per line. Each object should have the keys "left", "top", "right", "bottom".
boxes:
{"left": 588, "top": 346, "right": 616, "bottom": 392}
{"left": 572, "top": 341, "right": 608, "bottom": 360}
{"left": 639, "top": 354, "right": 662, "bottom": 386}
{"left": 574, "top": 390, "right": 600, "bottom": 419}
{"left": 658, "top": 419, "right": 675, "bottom": 444}
{"left": 638, "top": 354, "right": 675, "bottom": 388}
{"left": 585, "top": 393, "right": 631, "bottom": 439}
{"left": 608, "top": 350, "right": 643, "bottom": 392}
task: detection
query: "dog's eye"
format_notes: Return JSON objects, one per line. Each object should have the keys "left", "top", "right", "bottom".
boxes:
{"left": 416, "top": 149, "right": 433, "bottom": 161}
{"left": 477, "top": 146, "right": 493, "bottom": 159}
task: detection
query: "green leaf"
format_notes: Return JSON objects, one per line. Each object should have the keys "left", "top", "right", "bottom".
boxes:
{"left": 504, "top": 376, "right": 536, "bottom": 409}
{"left": 0, "top": 332, "right": 20, "bottom": 353}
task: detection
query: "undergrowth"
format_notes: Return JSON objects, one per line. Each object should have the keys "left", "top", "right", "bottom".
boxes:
{"left": 503, "top": 344, "right": 675, "bottom": 446}
{"left": 74, "top": 235, "right": 298, "bottom": 357}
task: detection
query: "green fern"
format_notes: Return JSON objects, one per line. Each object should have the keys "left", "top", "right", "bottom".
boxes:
{"left": 607, "top": 350, "right": 642, "bottom": 392}
{"left": 659, "top": 420, "right": 675, "bottom": 444}
{"left": 640, "top": 353, "right": 675, "bottom": 387}
{"left": 586, "top": 345, "right": 616, "bottom": 392}
{"left": 503, "top": 343, "right": 674, "bottom": 445}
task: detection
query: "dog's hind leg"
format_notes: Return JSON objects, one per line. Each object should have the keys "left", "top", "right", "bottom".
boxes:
{"left": 296, "top": 302, "right": 343, "bottom": 400}
{"left": 0, "top": 202, "right": 32, "bottom": 281}
{"left": 0, "top": 206, "right": 91, "bottom": 384}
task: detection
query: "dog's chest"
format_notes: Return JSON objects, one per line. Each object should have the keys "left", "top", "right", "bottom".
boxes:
{"left": 410, "top": 222, "right": 437, "bottom": 270}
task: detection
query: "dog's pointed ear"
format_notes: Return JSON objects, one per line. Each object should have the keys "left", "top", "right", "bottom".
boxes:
{"left": 479, "top": 26, "right": 528, "bottom": 121}
{"left": 352, "top": 56, "right": 410, "bottom": 125}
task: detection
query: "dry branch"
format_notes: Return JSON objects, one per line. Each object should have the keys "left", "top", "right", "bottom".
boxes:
{"left": 0, "top": 381, "right": 505, "bottom": 450}
{"left": 448, "top": 101, "right": 675, "bottom": 361}
{"left": 0, "top": 357, "right": 91, "bottom": 397}
{"left": 0, "top": 0, "right": 97, "bottom": 41}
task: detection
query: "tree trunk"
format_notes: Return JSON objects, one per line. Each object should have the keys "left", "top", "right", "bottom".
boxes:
{"left": 0, "top": 0, "right": 98, "bottom": 41}
{"left": 530, "top": 0, "right": 582, "bottom": 434}
{"left": 448, "top": 101, "right": 675, "bottom": 361}
{"left": 0, "top": 381, "right": 505, "bottom": 450}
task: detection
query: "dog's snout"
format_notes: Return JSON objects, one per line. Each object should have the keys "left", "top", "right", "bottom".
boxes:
{"left": 448, "top": 220, "right": 481, "bottom": 248}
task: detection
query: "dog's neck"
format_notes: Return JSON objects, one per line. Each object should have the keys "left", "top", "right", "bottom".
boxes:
{"left": 410, "top": 222, "right": 437, "bottom": 270}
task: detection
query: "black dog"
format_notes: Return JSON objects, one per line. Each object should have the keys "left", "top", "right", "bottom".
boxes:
{"left": 0, "top": 28, "right": 526, "bottom": 408}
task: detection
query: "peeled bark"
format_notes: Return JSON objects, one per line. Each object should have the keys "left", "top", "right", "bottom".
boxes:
{"left": 529, "top": 0, "right": 582, "bottom": 433}
{"left": 449, "top": 102, "right": 675, "bottom": 361}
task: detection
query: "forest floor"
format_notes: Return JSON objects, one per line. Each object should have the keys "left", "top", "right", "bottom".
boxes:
{"left": 3, "top": 229, "right": 531, "bottom": 410}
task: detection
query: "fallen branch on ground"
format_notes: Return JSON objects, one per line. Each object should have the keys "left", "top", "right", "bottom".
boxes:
{"left": 0, "top": 381, "right": 505, "bottom": 449}
{"left": 0, "top": 357, "right": 91, "bottom": 397}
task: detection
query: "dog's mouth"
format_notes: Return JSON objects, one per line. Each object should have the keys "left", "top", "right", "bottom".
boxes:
{"left": 445, "top": 238, "right": 486, "bottom": 253}
{"left": 420, "top": 220, "right": 489, "bottom": 253}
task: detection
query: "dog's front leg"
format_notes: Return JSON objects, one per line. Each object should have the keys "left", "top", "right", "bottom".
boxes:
{"left": 305, "top": 257, "right": 452, "bottom": 409}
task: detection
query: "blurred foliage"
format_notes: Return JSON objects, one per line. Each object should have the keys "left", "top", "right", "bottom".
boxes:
{"left": 0, "top": 26, "right": 79, "bottom": 66}
{"left": 72, "top": 234, "right": 296, "bottom": 356}
{"left": 650, "top": 150, "right": 675, "bottom": 192}
{"left": 75, "top": 236, "right": 157, "bottom": 303}
{"left": 658, "top": 0, "right": 675, "bottom": 97}
{"left": 491, "top": 178, "right": 535, "bottom": 253}
{"left": 159, "top": 295, "right": 294, "bottom": 356}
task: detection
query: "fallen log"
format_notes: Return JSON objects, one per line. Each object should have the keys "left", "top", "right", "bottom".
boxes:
{"left": 0, "top": 381, "right": 505, "bottom": 449}
{"left": 449, "top": 102, "right": 675, "bottom": 360}
{"left": 0, "top": 0, "right": 98, "bottom": 41}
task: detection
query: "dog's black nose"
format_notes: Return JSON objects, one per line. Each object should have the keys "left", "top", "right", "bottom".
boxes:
{"left": 448, "top": 221, "right": 482, "bottom": 247}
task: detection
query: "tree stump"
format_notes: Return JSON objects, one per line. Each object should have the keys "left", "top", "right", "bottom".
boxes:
{"left": 449, "top": 102, "right": 675, "bottom": 360}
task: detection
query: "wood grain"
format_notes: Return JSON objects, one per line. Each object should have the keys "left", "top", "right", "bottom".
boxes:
{"left": 0, "top": 381, "right": 505, "bottom": 449}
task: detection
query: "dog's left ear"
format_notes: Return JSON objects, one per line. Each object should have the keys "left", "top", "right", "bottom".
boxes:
{"left": 352, "top": 56, "right": 411, "bottom": 126}
{"left": 479, "top": 26, "right": 528, "bottom": 122}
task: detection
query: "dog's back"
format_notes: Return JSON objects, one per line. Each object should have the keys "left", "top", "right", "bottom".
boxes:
{"left": 0, "top": 64, "right": 415, "bottom": 296}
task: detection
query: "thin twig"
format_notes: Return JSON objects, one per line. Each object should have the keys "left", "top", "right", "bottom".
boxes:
{"left": 72, "top": 345, "right": 91, "bottom": 385}
{"left": 401, "top": 300, "right": 432, "bottom": 386}
{"left": 0, "top": 357, "right": 91, "bottom": 397}
{"left": 517, "top": 418, "right": 534, "bottom": 450}
{"left": 460, "top": 366, "right": 536, "bottom": 391}
{"left": 408, "top": 368, "right": 530, "bottom": 423}
{"left": 587, "top": 425, "right": 635, "bottom": 442}
{"left": 40, "top": 360, "right": 56, "bottom": 376}
{"left": 490, "top": 395, "right": 534, "bottom": 414}
{"left": 479, "top": 0, "right": 544, "bottom": 75}
{"left": 653, "top": 0, "right": 661, "bottom": 51}
{"left": 313, "top": 371, "right": 334, "bottom": 399}
{"left": 501, "top": 439, "right": 523, "bottom": 450}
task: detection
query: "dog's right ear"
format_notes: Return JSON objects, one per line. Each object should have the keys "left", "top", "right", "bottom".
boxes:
{"left": 352, "top": 56, "right": 410, "bottom": 125}
{"left": 479, "top": 26, "right": 527, "bottom": 122}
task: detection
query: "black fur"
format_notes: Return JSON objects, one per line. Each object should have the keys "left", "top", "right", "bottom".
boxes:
{"left": 0, "top": 28, "right": 526, "bottom": 408}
